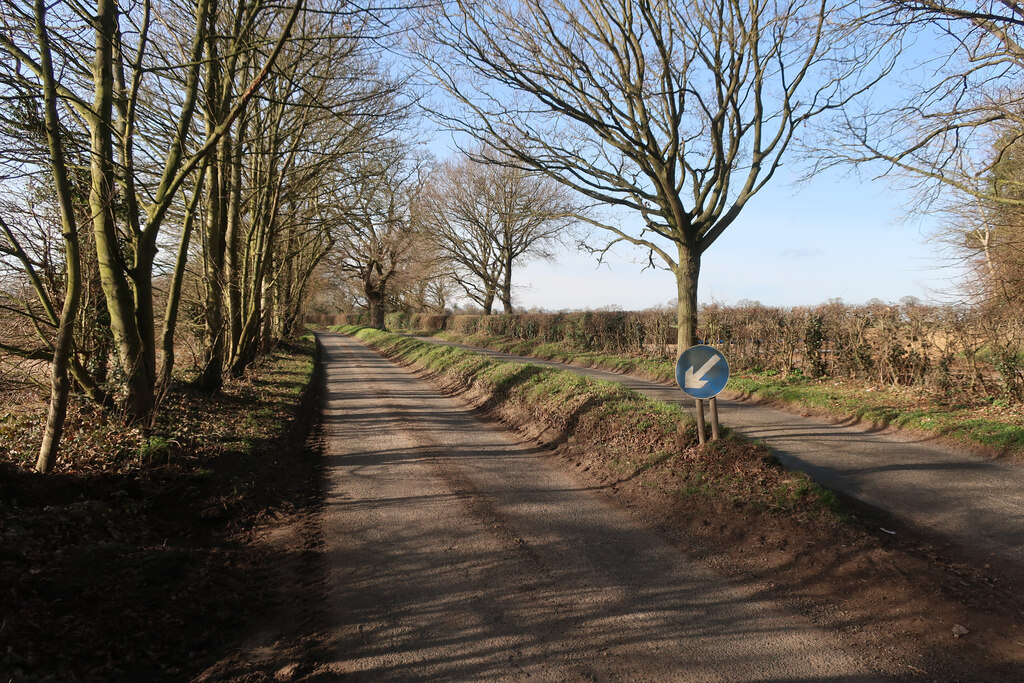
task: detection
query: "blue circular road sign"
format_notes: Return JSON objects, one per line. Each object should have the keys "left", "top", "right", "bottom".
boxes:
{"left": 676, "top": 345, "right": 729, "bottom": 399}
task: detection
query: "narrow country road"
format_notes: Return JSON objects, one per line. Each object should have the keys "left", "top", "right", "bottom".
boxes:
{"left": 315, "top": 332, "right": 882, "bottom": 680}
{"left": 417, "top": 336, "right": 1024, "bottom": 568}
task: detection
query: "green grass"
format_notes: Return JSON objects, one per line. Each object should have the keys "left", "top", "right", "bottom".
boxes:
{"left": 435, "top": 331, "right": 677, "bottom": 383}
{"left": 136, "top": 435, "right": 172, "bottom": 465}
{"left": 429, "top": 329, "right": 1024, "bottom": 457}
{"left": 729, "top": 370, "right": 1024, "bottom": 455}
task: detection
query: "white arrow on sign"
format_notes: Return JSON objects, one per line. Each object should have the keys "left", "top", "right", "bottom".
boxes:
{"left": 684, "top": 354, "right": 721, "bottom": 389}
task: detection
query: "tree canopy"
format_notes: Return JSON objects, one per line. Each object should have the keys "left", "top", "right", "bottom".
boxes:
{"left": 417, "top": 0, "right": 882, "bottom": 348}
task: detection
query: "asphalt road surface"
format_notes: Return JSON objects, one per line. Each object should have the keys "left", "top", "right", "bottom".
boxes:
{"left": 417, "top": 336, "right": 1024, "bottom": 568}
{"left": 317, "top": 332, "right": 881, "bottom": 680}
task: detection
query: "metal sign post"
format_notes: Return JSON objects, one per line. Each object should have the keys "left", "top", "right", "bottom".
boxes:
{"left": 695, "top": 398, "right": 707, "bottom": 444}
{"left": 709, "top": 396, "right": 720, "bottom": 441}
{"left": 675, "top": 345, "right": 729, "bottom": 443}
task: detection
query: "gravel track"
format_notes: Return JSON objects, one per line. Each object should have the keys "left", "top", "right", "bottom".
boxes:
{"left": 316, "top": 332, "right": 882, "bottom": 680}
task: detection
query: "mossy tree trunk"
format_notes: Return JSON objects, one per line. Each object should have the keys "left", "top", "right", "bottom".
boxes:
{"left": 34, "top": 0, "right": 83, "bottom": 473}
{"left": 674, "top": 242, "right": 701, "bottom": 353}
{"left": 88, "top": 0, "right": 156, "bottom": 423}
{"left": 367, "top": 286, "right": 387, "bottom": 329}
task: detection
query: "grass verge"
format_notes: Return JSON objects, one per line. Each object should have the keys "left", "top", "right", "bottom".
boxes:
{"left": 427, "top": 329, "right": 1024, "bottom": 457}
{"left": 433, "top": 329, "right": 676, "bottom": 383}
{"left": 728, "top": 371, "right": 1024, "bottom": 454}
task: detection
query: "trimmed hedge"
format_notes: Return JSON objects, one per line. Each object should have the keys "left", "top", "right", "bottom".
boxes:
{"left": 374, "top": 301, "right": 1024, "bottom": 400}
{"left": 447, "top": 311, "right": 675, "bottom": 356}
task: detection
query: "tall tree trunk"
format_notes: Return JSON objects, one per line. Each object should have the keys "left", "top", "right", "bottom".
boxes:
{"left": 37, "top": 257, "right": 81, "bottom": 473}
{"left": 281, "top": 247, "right": 327, "bottom": 340}
{"left": 112, "top": 15, "right": 157, "bottom": 406}
{"left": 259, "top": 253, "right": 275, "bottom": 354}
{"left": 229, "top": 247, "right": 267, "bottom": 377}
{"left": 500, "top": 246, "right": 514, "bottom": 313}
{"left": 34, "top": 0, "right": 83, "bottom": 473}
{"left": 225, "top": 127, "right": 244, "bottom": 359}
{"left": 482, "top": 284, "right": 495, "bottom": 315}
{"left": 674, "top": 243, "right": 701, "bottom": 354}
{"left": 80, "top": 231, "right": 111, "bottom": 390}
{"left": 89, "top": 0, "right": 154, "bottom": 422}
{"left": 198, "top": 33, "right": 230, "bottom": 391}
{"left": 199, "top": 151, "right": 227, "bottom": 391}
{"left": 229, "top": 172, "right": 277, "bottom": 376}
{"left": 132, "top": 232, "right": 158, "bottom": 405}
{"left": 157, "top": 165, "right": 206, "bottom": 397}
{"left": 367, "top": 287, "right": 386, "bottom": 329}
{"left": 277, "top": 228, "right": 296, "bottom": 339}
{"left": 230, "top": 300, "right": 261, "bottom": 376}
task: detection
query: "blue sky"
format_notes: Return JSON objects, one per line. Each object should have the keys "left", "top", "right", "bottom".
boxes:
{"left": 421, "top": 36, "right": 971, "bottom": 313}
{"left": 417, "top": 40, "right": 974, "bottom": 313}
{"left": 419, "top": 18, "right": 977, "bottom": 314}
{"left": 509, "top": 165, "right": 964, "bottom": 312}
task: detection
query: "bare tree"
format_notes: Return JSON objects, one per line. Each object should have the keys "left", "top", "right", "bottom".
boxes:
{"left": 417, "top": 0, "right": 878, "bottom": 348}
{"left": 186, "top": 0, "right": 410, "bottom": 384}
{"left": 823, "top": 2, "right": 1024, "bottom": 301}
{"left": 420, "top": 148, "right": 579, "bottom": 313}
{"left": 26, "top": 0, "right": 83, "bottom": 473}
{"left": 0, "top": 0, "right": 420, "bottom": 470}
{"left": 933, "top": 132, "right": 1024, "bottom": 308}
{"left": 194, "top": 0, "right": 307, "bottom": 390}
{"left": 420, "top": 158, "right": 502, "bottom": 313}
{"left": 829, "top": 1, "right": 1024, "bottom": 187}
{"left": 382, "top": 225, "right": 460, "bottom": 314}
{"left": 329, "top": 143, "right": 425, "bottom": 329}
{"left": 0, "top": 0, "right": 302, "bottom": 473}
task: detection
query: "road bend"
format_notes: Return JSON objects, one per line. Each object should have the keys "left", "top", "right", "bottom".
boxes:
{"left": 416, "top": 336, "right": 1024, "bottom": 569}
{"left": 316, "top": 332, "right": 881, "bottom": 680}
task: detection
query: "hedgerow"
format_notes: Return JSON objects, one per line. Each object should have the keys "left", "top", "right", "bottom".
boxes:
{"left": 377, "top": 301, "right": 1024, "bottom": 402}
